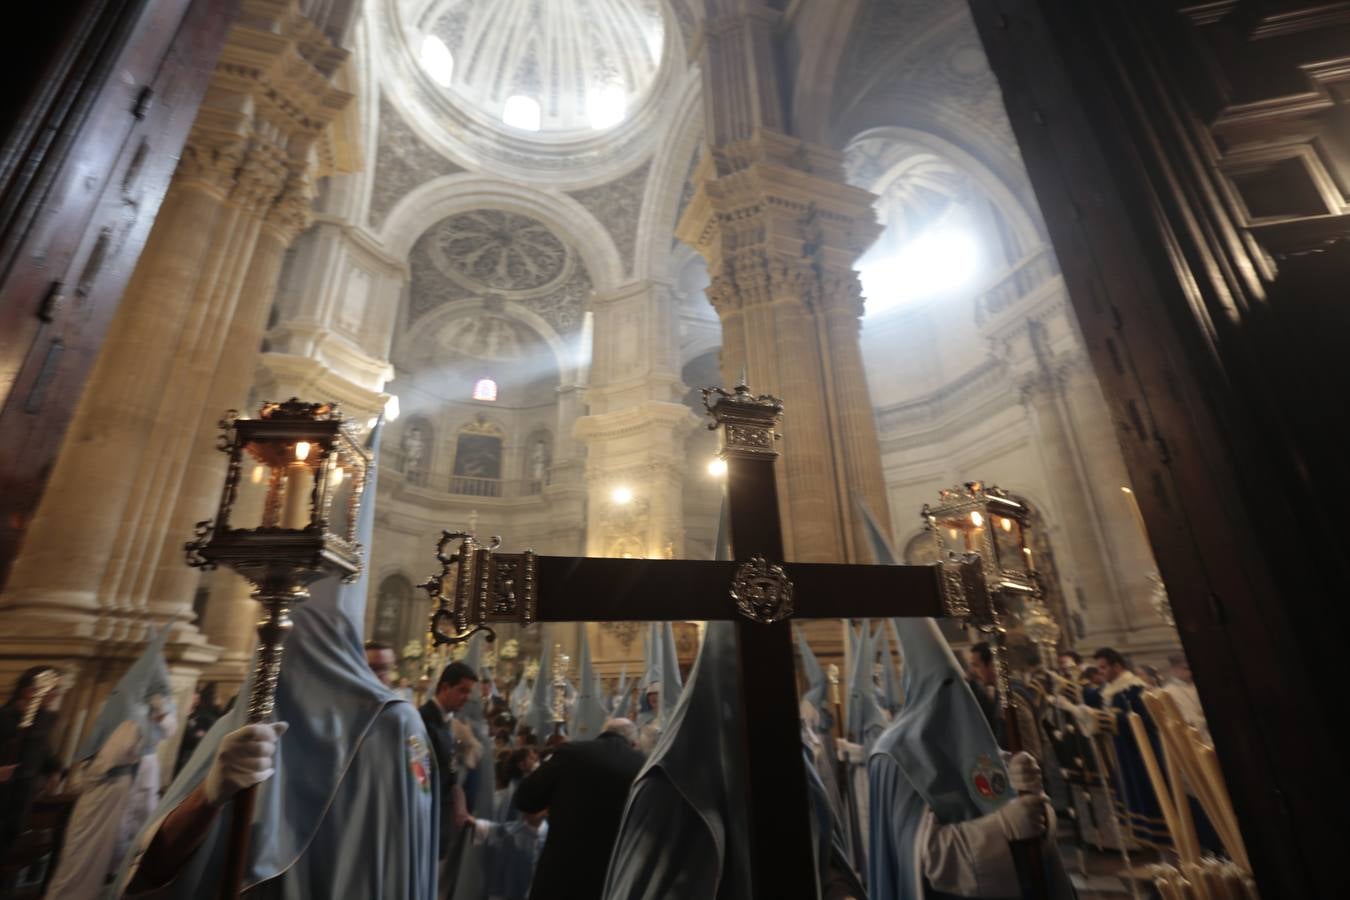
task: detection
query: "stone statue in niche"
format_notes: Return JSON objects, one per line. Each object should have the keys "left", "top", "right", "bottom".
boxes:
{"left": 529, "top": 437, "right": 550, "bottom": 491}
{"left": 402, "top": 423, "right": 428, "bottom": 486}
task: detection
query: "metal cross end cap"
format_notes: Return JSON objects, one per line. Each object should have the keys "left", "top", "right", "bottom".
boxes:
{"left": 702, "top": 383, "right": 784, "bottom": 459}
{"left": 936, "top": 551, "right": 989, "bottom": 620}
{"left": 730, "top": 556, "right": 795, "bottom": 624}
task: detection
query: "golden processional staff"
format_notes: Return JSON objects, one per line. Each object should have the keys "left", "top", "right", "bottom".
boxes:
{"left": 185, "top": 399, "right": 371, "bottom": 900}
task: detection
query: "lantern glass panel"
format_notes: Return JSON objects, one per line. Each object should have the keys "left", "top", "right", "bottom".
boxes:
{"left": 323, "top": 438, "right": 367, "bottom": 541}
{"left": 991, "top": 515, "right": 1031, "bottom": 576}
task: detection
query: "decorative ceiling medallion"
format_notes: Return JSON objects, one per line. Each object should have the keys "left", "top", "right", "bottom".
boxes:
{"left": 425, "top": 210, "right": 571, "bottom": 292}
{"left": 729, "top": 557, "right": 795, "bottom": 624}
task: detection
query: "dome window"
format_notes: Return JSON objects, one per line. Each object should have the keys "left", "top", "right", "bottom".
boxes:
{"left": 419, "top": 35, "right": 454, "bottom": 87}
{"left": 588, "top": 84, "right": 627, "bottom": 130}
{"left": 502, "top": 95, "right": 542, "bottom": 132}
{"left": 472, "top": 378, "right": 499, "bottom": 402}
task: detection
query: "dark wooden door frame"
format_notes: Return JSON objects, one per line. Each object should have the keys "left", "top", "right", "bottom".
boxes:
{"left": 967, "top": 1, "right": 1347, "bottom": 895}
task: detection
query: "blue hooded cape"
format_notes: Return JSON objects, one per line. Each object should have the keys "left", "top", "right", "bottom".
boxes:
{"left": 603, "top": 503, "right": 861, "bottom": 900}
{"left": 859, "top": 504, "right": 1074, "bottom": 900}
{"left": 118, "top": 422, "right": 438, "bottom": 899}
{"left": 77, "top": 625, "right": 174, "bottom": 763}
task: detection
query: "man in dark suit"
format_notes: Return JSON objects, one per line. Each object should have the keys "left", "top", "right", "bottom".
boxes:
{"left": 515, "top": 717, "right": 644, "bottom": 900}
{"left": 420, "top": 661, "right": 477, "bottom": 862}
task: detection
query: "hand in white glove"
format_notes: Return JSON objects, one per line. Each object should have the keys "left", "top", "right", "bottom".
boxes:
{"left": 994, "top": 794, "right": 1054, "bottom": 842}
{"left": 203, "top": 722, "right": 288, "bottom": 806}
{"left": 1005, "top": 751, "right": 1042, "bottom": 794}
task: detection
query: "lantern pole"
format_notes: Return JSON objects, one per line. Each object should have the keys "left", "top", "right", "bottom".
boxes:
{"left": 185, "top": 399, "right": 368, "bottom": 900}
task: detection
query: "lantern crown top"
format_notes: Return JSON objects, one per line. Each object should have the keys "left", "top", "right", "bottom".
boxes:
{"left": 701, "top": 380, "right": 785, "bottom": 424}
{"left": 257, "top": 397, "right": 342, "bottom": 422}
{"left": 923, "top": 481, "right": 1028, "bottom": 520}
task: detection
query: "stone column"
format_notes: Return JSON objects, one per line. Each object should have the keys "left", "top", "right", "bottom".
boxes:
{"left": 682, "top": 1, "right": 890, "bottom": 563}
{"left": 575, "top": 281, "right": 700, "bottom": 560}
{"left": 0, "top": 0, "right": 355, "bottom": 754}
{"left": 679, "top": 139, "right": 889, "bottom": 563}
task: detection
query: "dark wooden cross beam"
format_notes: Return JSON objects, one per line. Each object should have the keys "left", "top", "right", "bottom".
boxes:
{"left": 424, "top": 382, "right": 987, "bottom": 900}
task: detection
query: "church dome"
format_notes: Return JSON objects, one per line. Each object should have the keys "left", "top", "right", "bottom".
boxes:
{"left": 416, "top": 0, "right": 666, "bottom": 134}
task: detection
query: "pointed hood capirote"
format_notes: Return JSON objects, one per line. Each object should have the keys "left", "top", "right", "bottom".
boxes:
{"left": 76, "top": 623, "right": 174, "bottom": 762}
{"left": 602, "top": 501, "right": 753, "bottom": 899}
{"left": 857, "top": 502, "right": 1012, "bottom": 823}
{"left": 119, "top": 420, "right": 438, "bottom": 898}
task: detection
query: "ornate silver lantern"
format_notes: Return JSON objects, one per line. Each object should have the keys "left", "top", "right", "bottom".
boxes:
{"left": 185, "top": 398, "right": 371, "bottom": 720}
{"left": 923, "top": 481, "right": 1039, "bottom": 600}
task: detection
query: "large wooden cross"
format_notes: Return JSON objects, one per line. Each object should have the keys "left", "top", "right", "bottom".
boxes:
{"left": 422, "top": 382, "right": 994, "bottom": 899}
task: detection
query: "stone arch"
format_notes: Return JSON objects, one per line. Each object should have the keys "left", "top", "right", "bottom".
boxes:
{"left": 394, "top": 296, "right": 574, "bottom": 385}
{"left": 634, "top": 69, "right": 704, "bottom": 281}
{"left": 379, "top": 175, "right": 626, "bottom": 291}
{"left": 844, "top": 126, "right": 1045, "bottom": 254}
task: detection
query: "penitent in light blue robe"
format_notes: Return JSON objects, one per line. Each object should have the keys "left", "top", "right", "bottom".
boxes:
{"left": 859, "top": 505, "right": 1075, "bottom": 900}
{"left": 603, "top": 503, "right": 859, "bottom": 900}
{"left": 116, "top": 423, "right": 438, "bottom": 900}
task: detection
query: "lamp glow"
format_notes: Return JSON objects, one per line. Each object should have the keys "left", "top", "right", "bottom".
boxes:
{"left": 707, "top": 458, "right": 727, "bottom": 477}
{"left": 294, "top": 441, "right": 311, "bottom": 461}
{"left": 969, "top": 511, "right": 984, "bottom": 527}
{"left": 611, "top": 486, "right": 634, "bottom": 505}
{"left": 999, "top": 517, "right": 1013, "bottom": 532}
{"left": 856, "top": 225, "right": 980, "bottom": 316}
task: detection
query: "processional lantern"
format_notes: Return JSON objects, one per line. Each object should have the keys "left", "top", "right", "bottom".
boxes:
{"left": 924, "top": 481, "right": 1038, "bottom": 597}
{"left": 184, "top": 398, "right": 371, "bottom": 899}
{"left": 923, "top": 482, "right": 1059, "bottom": 688}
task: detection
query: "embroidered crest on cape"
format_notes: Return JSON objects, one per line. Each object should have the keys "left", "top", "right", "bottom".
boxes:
{"left": 408, "top": 734, "right": 431, "bottom": 792}
{"left": 970, "top": 753, "right": 1007, "bottom": 799}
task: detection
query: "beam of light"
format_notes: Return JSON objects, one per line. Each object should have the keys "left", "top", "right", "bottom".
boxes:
{"left": 856, "top": 225, "right": 981, "bottom": 317}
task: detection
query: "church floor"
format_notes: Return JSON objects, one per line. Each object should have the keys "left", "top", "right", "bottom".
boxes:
{"left": 1059, "top": 836, "right": 1169, "bottom": 899}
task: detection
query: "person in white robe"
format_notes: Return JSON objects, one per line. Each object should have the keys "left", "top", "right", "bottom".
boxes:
{"left": 45, "top": 627, "right": 176, "bottom": 900}
{"left": 1162, "top": 652, "right": 1210, "bottom": 744}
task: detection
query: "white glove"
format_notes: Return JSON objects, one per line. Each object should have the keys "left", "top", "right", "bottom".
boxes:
{"left": 993, "top": 794, "right": 1054, "bottom": 842}
{"left": 203, "top": 722, "right": 288, "bottom": 806}
{"left": 1005, "top": 751, "right": 1042, "bottom": 794}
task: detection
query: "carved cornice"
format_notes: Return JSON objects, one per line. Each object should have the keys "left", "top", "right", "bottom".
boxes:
{"left": 678, "top": 130, "right": 881, "bottom": 317}
{"left": 174, "top": 0, "right": 354, "bottom": 232}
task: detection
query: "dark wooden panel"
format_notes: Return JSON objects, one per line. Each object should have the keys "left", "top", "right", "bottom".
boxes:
{"left": 968, "top": 0, "right": 1345, "bottom": 894}
{"left": 532, "top": 556, "right": 945, "bottom": 621}
{"left": 0, "top": 0, "right": 238, "bottom": 588}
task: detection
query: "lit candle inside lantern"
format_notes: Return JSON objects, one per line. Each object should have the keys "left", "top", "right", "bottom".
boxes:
{"left": 282, "top": 442, "right": 313, "bottom": 529}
